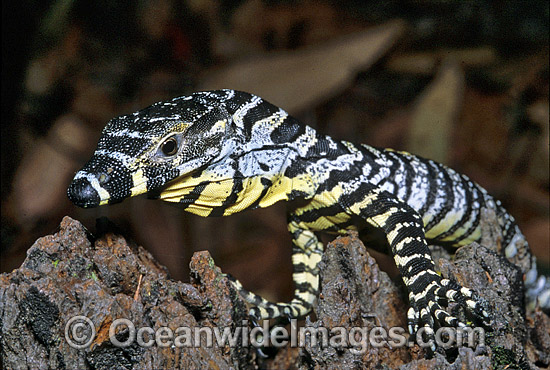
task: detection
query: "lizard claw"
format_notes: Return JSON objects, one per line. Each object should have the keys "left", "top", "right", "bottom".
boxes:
{"left": 407, "top": 277, "right": 491, "bottom": 351}
{"left": 249, "top": 307, "right": 262, "bottom": 327}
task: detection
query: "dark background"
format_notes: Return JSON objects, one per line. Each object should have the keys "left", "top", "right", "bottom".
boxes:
{"left": 2, "top": 0, "right": 548, "bottom": 305}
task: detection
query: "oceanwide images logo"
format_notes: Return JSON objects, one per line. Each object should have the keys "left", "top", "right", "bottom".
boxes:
{"left": 65, "top": 316, "right": 485, "bottom": 353}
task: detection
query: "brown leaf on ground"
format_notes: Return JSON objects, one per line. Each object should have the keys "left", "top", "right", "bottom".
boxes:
{"left": 200, "top": 20, "right": 405, "bottom": 114}
{"left": 406, "top": 57, "right": 464, "bottom": 165}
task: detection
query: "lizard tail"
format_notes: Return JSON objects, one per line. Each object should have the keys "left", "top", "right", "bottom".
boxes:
{"left": 525, "top": 255, "right": 550, "bottom": 312}
{"left": 499, "top": 216, "right": 549, "bottom": 313}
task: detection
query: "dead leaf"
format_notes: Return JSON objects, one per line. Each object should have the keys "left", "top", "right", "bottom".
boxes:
{"left": 200, "top": 20, "right": 405, "bottom": 114}
{"left": 406, "top": 57, "right": 464, "bottom": 164}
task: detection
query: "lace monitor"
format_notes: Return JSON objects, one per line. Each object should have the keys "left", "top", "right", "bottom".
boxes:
{"left": 67, "top": 89, "right": 550, "bottom": 347}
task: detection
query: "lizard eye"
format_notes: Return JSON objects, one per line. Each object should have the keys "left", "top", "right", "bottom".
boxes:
{"left": 153, "top": 133, "right": 184, "bottom": 160}
{"left": 160, "top": 137, "right": 178, "bottom": 156}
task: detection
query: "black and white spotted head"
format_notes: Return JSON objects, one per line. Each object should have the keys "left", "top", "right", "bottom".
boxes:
{"left": 67, "top": 89, "right": 297, "bottom": 208}
{"left": 68, "top": 90, "right": 240, "bottom": 207}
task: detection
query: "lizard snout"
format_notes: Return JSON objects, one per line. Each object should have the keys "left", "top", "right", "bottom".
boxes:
{"left": 67, "top": 177, "right": 101, "bottom": 208}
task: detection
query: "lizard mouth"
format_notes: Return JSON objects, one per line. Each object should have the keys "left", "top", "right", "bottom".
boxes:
{"left": 177, "top": 194, "right": 200, "bottom": 205}
{"left": 154, "top": 174, "right": 208, "bottom": 203}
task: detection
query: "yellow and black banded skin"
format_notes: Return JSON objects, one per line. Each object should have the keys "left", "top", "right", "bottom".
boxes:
{"left": 68, "top": 90, "right": 550, "bottom": 345}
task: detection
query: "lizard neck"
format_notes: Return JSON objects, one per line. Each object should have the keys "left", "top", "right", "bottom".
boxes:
{"left": 226, "top": 112, "right": 326, "bottom": 204}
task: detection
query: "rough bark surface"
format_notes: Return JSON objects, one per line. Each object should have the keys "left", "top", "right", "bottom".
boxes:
{"left": 1, "top": 216, "right": 549, "bottom": 369}
{"left": 1, "top": 217, "right": 253, "bottom": 370}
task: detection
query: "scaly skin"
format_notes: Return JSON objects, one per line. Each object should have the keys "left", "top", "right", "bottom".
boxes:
{"left": 67, "top": 90, "right": 550, "bottom": 349}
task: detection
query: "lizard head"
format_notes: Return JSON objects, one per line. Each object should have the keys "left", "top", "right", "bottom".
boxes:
{"left": 67, "top": 90, "right": 250, "bottom": 208}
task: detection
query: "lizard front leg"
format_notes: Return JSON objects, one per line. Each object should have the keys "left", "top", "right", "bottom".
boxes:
{"left": 343, "top": 187, "right": 490, "bottom": 348}
{"left": 227, "top": 219, "right": 323, "bottom": 321}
